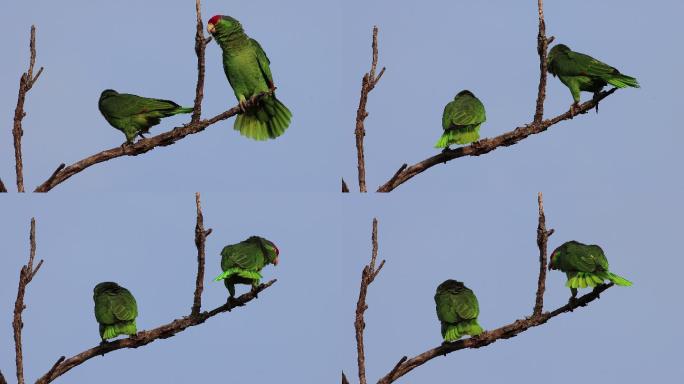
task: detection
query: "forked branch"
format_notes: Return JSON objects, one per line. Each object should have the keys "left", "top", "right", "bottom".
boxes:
{"left": 12, "top": 26, "right": 44, "bottom": 192}
{"left": 355, "top": 27, "right": 386, "bottom": 193}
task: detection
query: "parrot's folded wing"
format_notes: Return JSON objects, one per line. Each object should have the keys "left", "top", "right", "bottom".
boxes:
{"left": 214, "top": 267, "right": 262, "bottom": 282}
{"left": 236, "top": 270, "right": 263, "bottom": 280}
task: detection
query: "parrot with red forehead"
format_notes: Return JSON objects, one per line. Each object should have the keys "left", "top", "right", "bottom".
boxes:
{"left": 214, "top": 236, "right": 279, "bottom": 298}
{"left": 206, "top": 15, "right": 291, "bottom": 140}
{"left": 549, "top": 240, "right": 632, "bottom": 299}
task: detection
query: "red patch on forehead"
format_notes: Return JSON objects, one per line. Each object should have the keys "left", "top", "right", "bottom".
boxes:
{"left": 208, "top": 15, "right": 222, "bottom": 25}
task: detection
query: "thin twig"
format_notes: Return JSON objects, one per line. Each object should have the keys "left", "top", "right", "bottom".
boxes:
{"left": 355, "top": 26, "right": 386, "bottom": 193}
{"left": 342, "top": 178, "right": 350, "bottom": 193}
{"left": 0, "top": 179, "right": 7, "bottom": 193}
{"left": 533, "top": 192, "right": 554, "bottom": 316}
{"left": 355, "top": 219, "right": 386, "bottom": 384}
{"left": 376, "top": 284, "right": 612, "bottom": 384}
{"left": 0, "top": 369, "right": 7, "bottom": 384}
{"left": 13, "top": 218, "right": 43, "bottom": 384}
{"left": 342, "top": 371, "right": 350, "bottom": 384}
{"left": 533, "top": 0, "right": 554, "bottom": 123}
{"left": 35, "top": 279, "right": 276, "bottom": 384}
{"left": 375, "top": 88, "right": 616, "bottom": 192}
{"left": 191, "top": 0, "right": 210, "bottom": 123}
{"left": 192, "top": 192, "right": 212, "bottom": 315}
{"left": 34, "top": 91, "right": 271, "bottom": 192}
{"left": 12, "top": 25, "right": 44, "bottom": 192}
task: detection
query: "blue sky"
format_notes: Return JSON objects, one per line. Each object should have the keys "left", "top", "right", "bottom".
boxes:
{"left": 0, "top": 193, "right": 342, "bottom": 383}
{"left": 0, "top": 0, "right": 343, "bottom": 192}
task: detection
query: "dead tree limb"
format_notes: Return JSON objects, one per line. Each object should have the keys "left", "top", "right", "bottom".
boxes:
{"left": 354, "top": 27, "right": 386, "bottom": 193}
{"left": 12, "top": 26, "right": 44, "bottom": 192}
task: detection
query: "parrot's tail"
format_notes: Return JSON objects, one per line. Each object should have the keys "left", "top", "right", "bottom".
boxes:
{"left": 214, "top": 267, "right": 263, "bottom": 282}
{"left": 100, "top": 320, "right": 137, "bottom": 341}
{"left": 606, "top": 74, "right": 640, "bottom": 89}
{"left": 565, "top": 271, "right": 632, "bottom": 289}
{"left": 441, "top": 319, "right": 483, "bottom": 342}
{"left": 234, "top": 95, "right": 291, "bottom": 140}
{"left": 174, "top": 107, "right": 195, "bottom": 114}
{"left": 434, "top": 125, "right": 480, "bottom": 148}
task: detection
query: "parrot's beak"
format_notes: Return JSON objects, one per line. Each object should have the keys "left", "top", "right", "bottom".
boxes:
{"left": 273, "top": 256, "right": 279, "bottom": 266}
{"left": 207, "top": 23, "right": 215, "bottom": 34}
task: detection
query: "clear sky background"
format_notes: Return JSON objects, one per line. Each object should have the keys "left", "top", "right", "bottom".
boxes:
{"left": 0, "top": 0, "right": 343, "bottom": 193}
{"left": 0, "top": 193, "right": 342, "bottom": 383}
{"left": 340, "top": 0, "right": 684, "bottom": 383}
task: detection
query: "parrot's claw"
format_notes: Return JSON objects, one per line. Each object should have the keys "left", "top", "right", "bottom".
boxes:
{"left": 238, "top": 100, "right": 247, "bottom": 113}
{"left": 569, "top": 103, "right": 580, "bottom": 117}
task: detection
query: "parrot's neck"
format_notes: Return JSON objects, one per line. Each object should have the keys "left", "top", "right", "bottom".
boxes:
{"left": 215, "top": 29, "right": 250, "bottom": 55}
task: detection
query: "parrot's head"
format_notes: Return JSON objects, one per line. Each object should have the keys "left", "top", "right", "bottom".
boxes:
{"left": 455, "top": 90, "right": 475, "bottom": 99}
{"left": 436, "top": 279, "right": 465, "bottom": 293}
{"left": 262, "top": 238, "right": 279, "bottom": 266}
{"left": 548, "top": 248, "right": 560, "bottom": 270}
{"left": 207, "top": 15, "right": 243, "bottom": 37}
{"left": 547, "top": 44, "right": 570, "bottom": 72}
{"left": 99, "top": 89, "right": 118, "bottom": 101}
{"left": 93, "top": 282, "right": 120, "bottom": 296}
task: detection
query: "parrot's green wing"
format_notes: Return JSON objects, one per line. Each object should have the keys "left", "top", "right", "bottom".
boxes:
{"left": 99, "top": 94, "right": 183, "bottom": 119}
{"left": 442, "top": 96, "right": 486, "bottom": 130}
{"left": 250, "top": 38, "right": 274, "bottom": 89}
{"left": 94, "top": 288, "right": 137, "bottom": 324}
{"left": 435, "top": 288, "right": 479, "bottom": 323}
{"left": 562, "top": 51, "right": 619, "bottom": 79}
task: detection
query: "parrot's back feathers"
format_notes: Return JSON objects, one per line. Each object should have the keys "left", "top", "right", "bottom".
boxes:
{"left": 436, "top": 90, "right": 485, "bottom": 148}
{"left": 93, "top": 282, "right": 138, "bottom": 340}
{"left": 435, "top": 280, "right": 482, "bottom": 342}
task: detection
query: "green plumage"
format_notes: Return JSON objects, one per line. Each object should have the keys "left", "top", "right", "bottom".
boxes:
{"left": 435, "top": 90, "right": 486, "bottom": 148}
{"left": 93, "top": 282, "right": 138, "bottom": 341}
{"left": 549, "top": 241, "right": 632, "bottom": 297}
{"left": 547, "top": 44, "right": 639, "bottom": 105}
{"left": 214, "top": 236, "right": 279, "bottom": 297}
{"left": 98, "top": 89, "right": 193, "bottom": 143}
{"left": 434, "top": 280, "right": 483, "bottom": 342}
{"left": 208, "top": 15, "right": 291, "bottom": 140}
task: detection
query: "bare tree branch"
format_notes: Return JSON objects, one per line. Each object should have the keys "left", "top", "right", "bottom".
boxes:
{"left": 13, "top": 218, "right": 43, "bottom": 384}
{"left": 376, "top": 284, "right": 612, "bottom": 384}
{"left": 355, "top": 219, "right": 386, "bottom": 384}
{"left": 33, "top": 91, "right": 271, "bottom": 192}
{"left": 374, "top": 1, "right": 614, "bottom": 193}
{"left": 34, "top": 279, "right": 276, "bottom": 384}
{"left": 342, "top": 178, "right": 350, "bottom": 193}
{"left": 355, "top": 27, "right": 386, "bottom": 193}
{"left": 0, "top": 179, "right": 7, "bottom": 193}
{"left": 342, "top": 371, "right": 350, "bottom": 384}
{"left": 0, "top": 368, "right": 7, "bottom": 384}
{"left": 533, "top": 0, "right": 554, "bottom": 123}
{"left": 191, "top": 0, "right": 211, "bottom": 124}
{"left": 12, "top": 26, "right": 44, "bottom": 192}
{"left": 192, "top": 192, "right": 212, "bottom": 315}
{"left": 377, "top": 88, "right": 616, "bottom": 193}
{"left": 533, "top": 192, "right": 554, "bottom": 316}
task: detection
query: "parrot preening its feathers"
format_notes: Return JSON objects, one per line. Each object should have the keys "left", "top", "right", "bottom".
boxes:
{"left": 93, "top": 282, "right": 138, "bottom": 341}
{"left": 207, "top": 15, "right": 292, "bottom": 141}
{"left": 214, "top": 236, "right": 279, "bottom": 297}
{"left": 434, "top": 279, "right": 483, "bottom": 342}
{"left": 547, "top": 44, "right": 639, "bottom": 112}
{"left": 435, "top": 90, "right": 486, "bottom": 149}
{"left": 549, "top": 241, "right": 632, "bottom": 298}
{"left": 98, "top": 89, "right": 193, "bottom": 144}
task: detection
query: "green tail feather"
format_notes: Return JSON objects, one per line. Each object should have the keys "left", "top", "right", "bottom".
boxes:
{"left": 442, "top": 319, "right": 483, "bottom": 342}
{"left": 174, "top": 107, "right": 194, "bottom": 114}
{"left": 606, "top": 74, "right": 640, "bottom": 89}
{"left": 234, "top": 95, "right": 291, "bottom": 140}
{"left": 101, "top": 320, "right": 136, "bottom": 340}
{"left": 214, "top": 267, "right": 262, "bottom": 282}
{"left": 434, "top": 125, "right": 480, "bottom": 148}
{"left": 566, "top": 271, "right": 632, "bottom": 289}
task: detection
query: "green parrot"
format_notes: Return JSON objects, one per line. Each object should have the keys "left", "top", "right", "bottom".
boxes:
{"left": 435, "top": 90, "right": 486, "bottom": 149}
{"left": 549, "top": 240, "right": 632, "bottom": 299}
{"left": 547, "top": 44, "right": 639, "bottom": 112}
{"left": 207, "top": 15, "right": 291, "bottom": 141}
{"left": 98, "top": 89, "right": 193, "bottom": 144}
{"left": 214, "top": 236, "right": 279, "bottom": 297}
{"left": 434, "top": 279, "right": 483, "bottom": 342}
{"left": 93, "top": 282, "right": 138, "bottom": 341}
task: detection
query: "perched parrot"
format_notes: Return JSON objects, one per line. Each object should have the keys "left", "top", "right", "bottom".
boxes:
{"left": 549, "top": 240, "right": 632, "bottom": 299}
{"left": 434, "top": 279, "right": 483, "bottom": 342}
{"left": 93, "top": 282, "right": 138, "bottom": 341}
{"left": 435, "top": 90, "right": 486, "bottom": 149}
{"left": 214, "top": 236, "right": 279, "bottom": 297}
{"left": 98, "top": 89, "right": 193, "bottom": 144}
{"left": 206, "top": 15, "right": 291, "bottom": 141}
{"left": 547, "top": 44, "right": 639, "bottom": 112}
